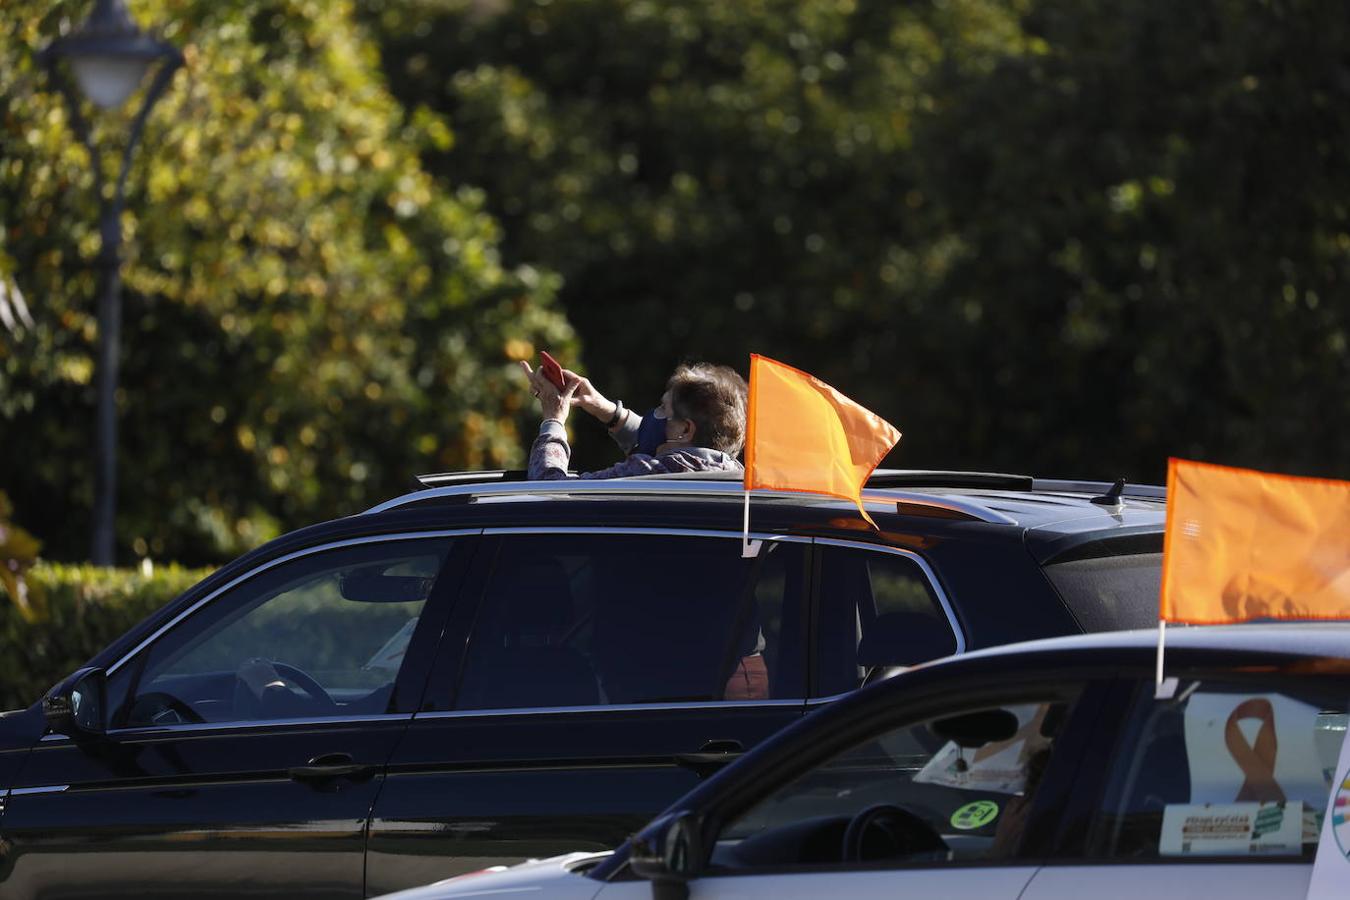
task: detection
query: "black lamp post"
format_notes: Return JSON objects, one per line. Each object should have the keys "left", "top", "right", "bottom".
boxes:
{"left": 40, "top": 0, "right": 182, "bottom": 566}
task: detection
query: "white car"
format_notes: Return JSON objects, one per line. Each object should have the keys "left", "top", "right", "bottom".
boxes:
{"left": 376, "top": 624, "right": 1350, "bottom": 900}
{"left": 377, "top": 852, "right": 614, "bottom": 900}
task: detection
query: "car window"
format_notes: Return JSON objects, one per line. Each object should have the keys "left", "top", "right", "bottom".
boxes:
{"left": 711, "top": 692, "right": 1079, "bottom": 870}
{"left": 1042, "top": 551, "right": 1162, "bottom": 632}
{"left": 453, "top": 533, "right": 807, "bottom": 709}
{"left": 816, "top": 545, "right": 957, "bottom": 696}
{"left": 1089, "top": 680, "right": 1349, "bottom": 860}
{"left": 116, "top": 538, "right": 453, "bottom": 727}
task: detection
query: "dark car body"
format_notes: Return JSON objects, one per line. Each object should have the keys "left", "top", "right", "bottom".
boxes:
{"left": 0, "top": 470, "right": 1166, "bottom": 898}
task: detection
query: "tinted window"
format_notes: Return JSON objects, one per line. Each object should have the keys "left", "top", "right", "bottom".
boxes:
{"left": 118, "top": 539, "right": 451, "bottom": 726}
{"left": 816, "top": 546, "right": 956, "bottom": 696}
{"left": 1090, "top": 680, "right": 1348, "bottom": 860}
{"left": 713, "top": 693, "right": 1078, "bottom": 869}
{"left": 454, "top": 533, "right": 807, "bottom": 709}
{"left": 1043, "top": 552, "right": 1162, "bottom": 631}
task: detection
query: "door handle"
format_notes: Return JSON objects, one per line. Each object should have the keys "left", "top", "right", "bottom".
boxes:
{"left": 288, "top": 752, "right": 376, "bottom": 782}
{"left": 674, "top": 739, "right": 744, "bottom": 777}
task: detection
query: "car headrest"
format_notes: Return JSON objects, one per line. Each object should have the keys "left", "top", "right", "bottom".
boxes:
{"left": 857, "top": 611, "right": 956, "bottom": 668}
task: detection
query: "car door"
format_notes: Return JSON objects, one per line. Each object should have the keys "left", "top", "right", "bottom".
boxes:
{"left": 365, "top": 528, "right": 811, "bottom": 895}
{"left": 1019, "top": 674, "right": 1350, "bottom": 900}
{"left": 0, "top": 532, "right": 474, "bottom": 900}
{"left": 596, "top": 679, "right": 1111, "bottom": 900}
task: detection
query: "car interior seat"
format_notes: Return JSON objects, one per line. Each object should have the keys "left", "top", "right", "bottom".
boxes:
{"left": 590, "top": 549, "right": 752, "bottom": 704}
{"left": 857, "top": 611, "right": 958, "bottom": 668}
{"left": 457, "top": 555, "right": 600, "bottom": 709}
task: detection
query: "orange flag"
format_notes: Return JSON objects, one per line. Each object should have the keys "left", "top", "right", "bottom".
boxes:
{"left": 1160, "top": 458, "right": 1350, "bottom": 624}
{"left": 745, "top": 354, "right": 901, "bottom": 527}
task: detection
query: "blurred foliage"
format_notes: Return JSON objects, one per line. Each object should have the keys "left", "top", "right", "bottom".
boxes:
{"left": 0, "top": 561, "right": 210, "bottom": 711}
{"left": 366, "top": 0, "right": 1349, "bottom": 481}
{"left": 0, "top": 0, "right": 575, "bottom": 565}
{"left": 5, "top": 0, "right": 1349, "bottom": 574}
{"left": 0, "top": 491, "right": 44, "bottom": 622}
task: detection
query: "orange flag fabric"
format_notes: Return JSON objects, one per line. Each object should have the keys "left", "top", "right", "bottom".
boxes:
{"left": 1160, "top": 458, "right": 1350, "bottom": 625}
{"left": 744, "top": 354, "right": 901, "bottom": 527}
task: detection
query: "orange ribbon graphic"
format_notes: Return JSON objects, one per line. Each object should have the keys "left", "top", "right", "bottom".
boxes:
{"left": 1224, "top": 698, "right": 1286, "bottom": 803}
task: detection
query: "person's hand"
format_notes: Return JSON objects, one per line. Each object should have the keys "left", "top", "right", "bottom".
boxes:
{"left": 561, "top": 368, "right": 617, "bottom": 422}
{"left": 519, "top": 360, "right": 577, "bottom": 424}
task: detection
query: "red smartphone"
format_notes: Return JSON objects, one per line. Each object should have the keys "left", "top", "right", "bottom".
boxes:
{"left": 538, "top": 350, "right": 566, "bottom": 391}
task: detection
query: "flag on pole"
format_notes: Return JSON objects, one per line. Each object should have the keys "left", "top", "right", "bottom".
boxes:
{"left": 744, "top": 354, "right": 901, "bottom": 527}
{"left": 1160, "top": 458, "right": 1350, "bottom": 625}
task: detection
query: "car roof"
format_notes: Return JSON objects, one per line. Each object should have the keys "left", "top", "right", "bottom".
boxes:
{"left": 365, "top": 468, "right": 1167, "bottom": 545}
{"left": 915, "top": 622, "right": 1350, "bottom": 669}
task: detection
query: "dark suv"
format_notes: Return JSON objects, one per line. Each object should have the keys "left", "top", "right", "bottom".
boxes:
{"left": 0, "top": 470, "right": 1165, "bottom": 898}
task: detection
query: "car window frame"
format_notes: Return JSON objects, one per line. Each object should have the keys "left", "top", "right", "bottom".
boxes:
{"left": 418, "top": 526, "right": 816, "bottom": 718}
{"left": 91, "top": 530, "right": 480, "bottom": 738}
{"left": 808, "top": 537, "right": 965, "bottom": 702}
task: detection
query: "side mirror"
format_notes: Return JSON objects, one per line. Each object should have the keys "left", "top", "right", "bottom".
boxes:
{"left": 629, "top": 811, "right": 704, "bottom": 900}
{"left": 43, "top": 667, "right": 108, "bottom": 738}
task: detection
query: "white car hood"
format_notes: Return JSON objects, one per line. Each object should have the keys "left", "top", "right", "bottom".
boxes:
{"left": 372, "top": 851, "right": 613, "bottom": 900}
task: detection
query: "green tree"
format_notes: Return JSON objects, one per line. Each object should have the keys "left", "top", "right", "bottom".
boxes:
{"left": 912, "top": 0, "right": 1350, "bottom": 479}
{"left": 1, "top": 0, "right": 574, "bottom": 564}
{"left": 367, "top": 0, "right": 1349, "bottom": 481}
{"left": 366, "top": 0, "right": 998, "bottom": 466}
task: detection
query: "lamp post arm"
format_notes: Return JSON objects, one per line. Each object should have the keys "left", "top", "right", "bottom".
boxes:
{"left": 111, "top": 49, "right": 183, "bottom": 213}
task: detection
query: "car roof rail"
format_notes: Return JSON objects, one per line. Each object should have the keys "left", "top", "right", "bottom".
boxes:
{"left": 415, "top": 470, "right": 530, "bottom": 488}
{"left": 416, "top": 468, "right": 1038, "bottom": 490}
{"left": 410, "top": 469, "right": 1161, "bottom": 504}
{"left": 865, "top": 469, "right": 1034, "bottom": 490}
{"left": 1031, "top": 478, "right": 1166, "bottom": 500}
{"left": 373, "top": 475, "right": 1019, "bottom": 524}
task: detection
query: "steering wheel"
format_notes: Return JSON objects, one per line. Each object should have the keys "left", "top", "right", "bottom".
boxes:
{"left": 234, "top": 658, "right": 338, "bottom": 718}
{"left": 271, "top": 662, "right": 338, "bottom": 710}
{"left": 842, "top": 804, "right": 949, "bottom": 862}
{"left": 128, "top": 691, "right": 206, "bottom": 726}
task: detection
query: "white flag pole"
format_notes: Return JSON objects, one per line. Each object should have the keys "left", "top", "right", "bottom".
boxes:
{"left": 1154, "top": 619, "right": 1177, "bottom": 699}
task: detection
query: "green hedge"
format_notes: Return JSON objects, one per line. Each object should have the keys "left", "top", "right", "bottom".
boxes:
{"left": 0, "top": 562, "right": 212, "bottom": 712}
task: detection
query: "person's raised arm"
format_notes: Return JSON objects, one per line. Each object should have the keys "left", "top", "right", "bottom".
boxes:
{"left": 519, "top": 360, "right": 580, "bottom": 479}
{"left": 560, "top": 367, "right": 641, "bottom": 452}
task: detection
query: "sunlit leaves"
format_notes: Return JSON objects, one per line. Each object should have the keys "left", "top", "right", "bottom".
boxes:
{"left": 370, "top": 0, "right": 1349, "bottom": 482}
{"left": 0, "top": 0, "right": 573, "bottom": 564}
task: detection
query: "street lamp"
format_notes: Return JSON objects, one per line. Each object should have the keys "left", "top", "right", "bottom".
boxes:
{"left": 40, "top": 0, "right": 182, "bottom": 566}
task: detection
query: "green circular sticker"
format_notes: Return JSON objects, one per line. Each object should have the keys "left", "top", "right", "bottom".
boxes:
{"left": 950, "top": 800, "right": 1000, "bottom": 830}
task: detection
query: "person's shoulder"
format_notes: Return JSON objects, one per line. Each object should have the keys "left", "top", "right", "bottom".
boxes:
{"left": 658, "top": 447, "right": 743, "bottom": 473}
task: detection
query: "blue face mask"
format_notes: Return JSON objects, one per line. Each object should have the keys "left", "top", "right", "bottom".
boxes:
{"left": 635, "top": 408, "right": 668, "bottom": 456}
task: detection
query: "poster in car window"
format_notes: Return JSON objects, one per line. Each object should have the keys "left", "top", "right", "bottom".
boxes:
{"left": 1182, "top": 693, "right": 1340, "bottom": 815}
{"left": 1159, "top": 801, "right": 1304, "bottom": 856}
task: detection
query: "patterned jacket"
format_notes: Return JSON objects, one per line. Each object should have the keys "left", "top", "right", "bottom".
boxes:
{"left": 527, "top": 418, "right": 743, "bottom": 480}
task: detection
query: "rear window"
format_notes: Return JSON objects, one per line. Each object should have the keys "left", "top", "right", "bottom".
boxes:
{"left": 1043, "top": 552, "right": 1162, "bottom": 631}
